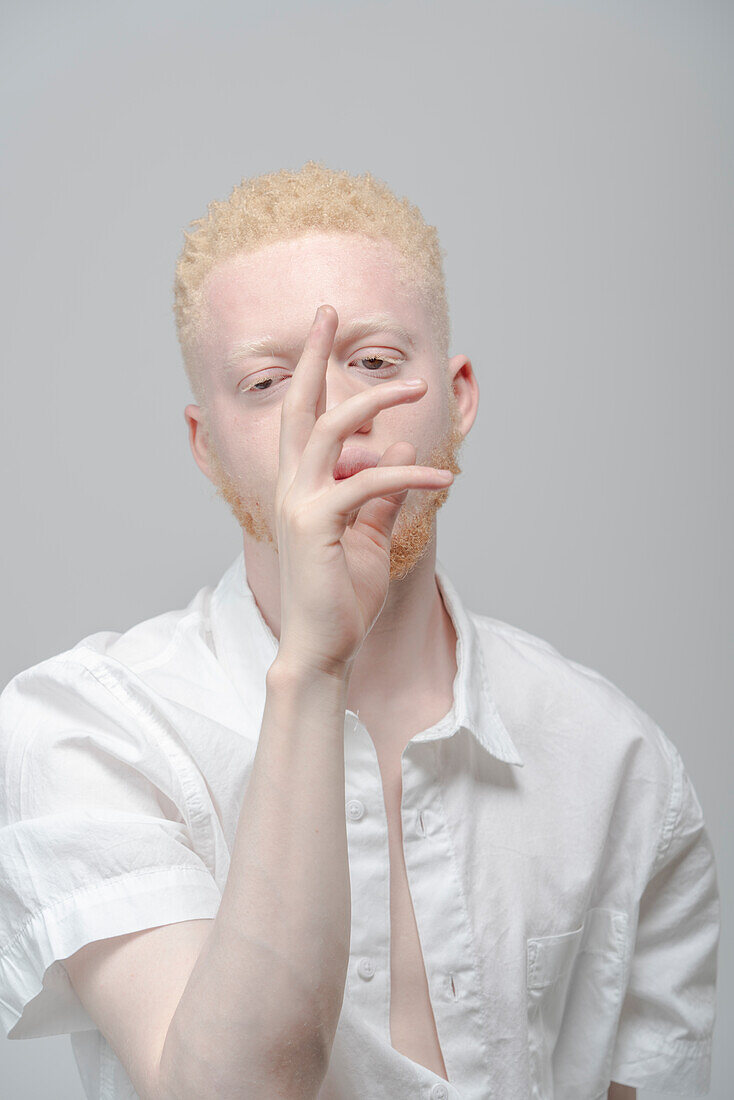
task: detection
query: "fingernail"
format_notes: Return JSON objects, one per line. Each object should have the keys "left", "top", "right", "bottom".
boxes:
{"left": 402, "top": 379, "right": 423, "bottom": 387}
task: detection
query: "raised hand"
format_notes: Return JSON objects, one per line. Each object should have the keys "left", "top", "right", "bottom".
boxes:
{"left": 274, "top": 304, "right": 453, "bottom": 677}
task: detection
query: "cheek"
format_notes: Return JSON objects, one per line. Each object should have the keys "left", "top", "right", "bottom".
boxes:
{"left": 397, "top": 384, "right": 443, "bottom": 436}
{"left": 211, "top": 395, "right": 265, "bottom": 450}
{"left": 217, "top": 411, "right": 281, "bottom": 484}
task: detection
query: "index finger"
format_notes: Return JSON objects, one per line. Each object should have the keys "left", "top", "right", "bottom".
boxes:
{"left": 278, "top": 304, "right": 338, "bottom": 486}
{"left": 303, "top": 304, "right": 337, "bottom": 417}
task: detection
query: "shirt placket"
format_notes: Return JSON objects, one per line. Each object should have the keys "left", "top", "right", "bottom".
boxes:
{"left": 343, "top": 713, "right": 392, "bottom": 1036}
{"left": 402, "top": 736, "right": 495, "bottom": 1099}
{"left": 344, "top": 714, "right": 475, "bottom": 1099}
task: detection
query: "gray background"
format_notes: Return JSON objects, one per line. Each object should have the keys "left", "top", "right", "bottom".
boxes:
{"left": 1, "top": 0, "right": 731, "bottom": 1096}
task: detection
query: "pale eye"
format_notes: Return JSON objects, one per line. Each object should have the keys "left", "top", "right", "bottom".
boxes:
{"left": 238, "top": 372, "right": 285, "bottom": 394}
{"left": 352, "top": 354, "right": 402, "bottom": 376}
{"left": 238, "top": 352, "right": 402, "bottom": 396}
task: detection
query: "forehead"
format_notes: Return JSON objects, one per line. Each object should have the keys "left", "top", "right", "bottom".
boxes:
{"left": 202, "top": 232, "right": 426, "bottom": 346}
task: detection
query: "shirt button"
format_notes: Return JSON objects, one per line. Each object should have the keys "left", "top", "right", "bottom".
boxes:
{"left": 431, "top": 1085, "right": 449, "bottom": 1099}
{"left": 346, "top": 799, "right": 365, "bottom": 821}
{"left": 357, "top": 957, "right": 375, "bottom": 980}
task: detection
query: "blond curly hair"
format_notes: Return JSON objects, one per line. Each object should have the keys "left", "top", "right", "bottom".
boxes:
{"left": 173, "top": 160, "right": 451, "bottom": 405}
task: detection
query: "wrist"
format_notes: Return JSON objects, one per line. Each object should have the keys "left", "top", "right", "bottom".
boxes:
{"left": 268, "top": 648, "right": 354, "bottom": 690}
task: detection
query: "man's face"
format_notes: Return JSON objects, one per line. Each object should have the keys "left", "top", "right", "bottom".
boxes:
{"left": 187, "top": 231, "right": 470, "bottom": 581}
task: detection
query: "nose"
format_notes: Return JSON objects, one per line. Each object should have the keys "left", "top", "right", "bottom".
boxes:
{"left": 323, "top": 359, "right": 373, "bottom": 434}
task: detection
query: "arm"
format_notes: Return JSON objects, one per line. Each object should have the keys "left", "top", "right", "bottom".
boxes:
{"left": 64, "top": 303, "right": 444, "bottom": 1099}
{"left": 608, "top": 739, "right": 719, "bottom": 1092}
{"left": 64, "top": 657, "right": 352, "bottom": 1100}
{"left": 608, "top": 1084, "right": 636, "bottom": 1099}
{"left": 160, "top": 658, "right": 352, "bottom": 1097}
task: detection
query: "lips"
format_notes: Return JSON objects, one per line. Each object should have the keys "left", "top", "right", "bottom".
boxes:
{"left": 333, "top": 446, "right": 380, "bottom": 480}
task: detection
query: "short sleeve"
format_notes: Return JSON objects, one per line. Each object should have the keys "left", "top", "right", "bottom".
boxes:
{"left": 0, "top": 656, "right": 222, "bottom": 1041}
{"left": 610, "top": 738, "right": 721, "bottom": 1094}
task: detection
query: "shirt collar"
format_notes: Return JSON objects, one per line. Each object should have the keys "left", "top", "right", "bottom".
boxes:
{"left": 433, "top": 558, "right": 524, "bottom": 767}
{"left": 209, "top": 550, "right": 523, "bottom": 768}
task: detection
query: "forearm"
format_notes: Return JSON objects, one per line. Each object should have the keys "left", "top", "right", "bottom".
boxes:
{"left": 157, "top": 656, "right": 352, "bottom": 1100}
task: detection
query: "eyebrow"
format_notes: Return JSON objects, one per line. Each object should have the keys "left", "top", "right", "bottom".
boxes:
{"left": 224, "top": 314, "right": 416, "bottom": 369}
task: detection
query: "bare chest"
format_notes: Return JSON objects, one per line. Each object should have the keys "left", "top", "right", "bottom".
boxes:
{"left": 378, "top": 752, "right": 449, "bottom": 1083}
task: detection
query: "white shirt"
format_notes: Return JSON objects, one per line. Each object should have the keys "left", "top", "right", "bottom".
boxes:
{"left": 0, "top": 552, "right": 720, "bottom": 1100}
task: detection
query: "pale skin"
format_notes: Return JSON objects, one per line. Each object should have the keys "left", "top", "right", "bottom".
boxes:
{"left": 61, "top": 231, "right": 635, "bottom": 1097}
{"left": 187, "top": 231, "right": 472, "bottom": 740}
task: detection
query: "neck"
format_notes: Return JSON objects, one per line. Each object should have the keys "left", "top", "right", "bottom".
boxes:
{"left": 241, "top": 529, "right": 456, "bottom": 725}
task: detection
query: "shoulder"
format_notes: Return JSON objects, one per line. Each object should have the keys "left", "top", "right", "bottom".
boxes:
{"left": 0, "top": 580, "right": 218, "bottom": 783}
{"left": 2, "top": 577, "right": 215, "bottom": 698}
{"left": 71, "top": 578, "right": 215, "bottom": 675}
{"left": 470, "top": 611, "right": 680, "bottom": 789}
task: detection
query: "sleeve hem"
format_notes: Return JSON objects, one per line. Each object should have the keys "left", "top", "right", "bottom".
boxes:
{"left": 0, "top": 865, "right": 221, "bottom": 1040}
{"left": 609, "top": 1033, "right": 712, "bottom": 1094}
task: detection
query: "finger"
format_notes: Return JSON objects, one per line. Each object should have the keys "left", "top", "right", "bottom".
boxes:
{"left": 278, "top": 304, "right": 338, "bottom": 490}
{"left": 291, "top": 377, "right": 428, "bottom": 494}
{"left": 311, "top": 460, "right": 453, "bottom": 540}
{"left": 350, "top": 441, "right": 416, "bottom": 547}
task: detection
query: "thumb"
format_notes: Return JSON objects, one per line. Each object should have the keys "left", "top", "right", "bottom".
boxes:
{"left": 350, "top": 441, "right": 415, "bottom": 549}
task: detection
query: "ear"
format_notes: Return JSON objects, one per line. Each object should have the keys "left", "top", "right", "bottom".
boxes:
{"left": 448, "top": 354, "right": 479, "bottom": 437}
{"left": 184, "top": 405, "right": 213, "bottom": 479}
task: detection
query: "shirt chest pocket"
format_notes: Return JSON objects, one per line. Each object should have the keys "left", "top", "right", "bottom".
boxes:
{"left": 526, "top": 906, "right": 629, "bottom": 1100}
